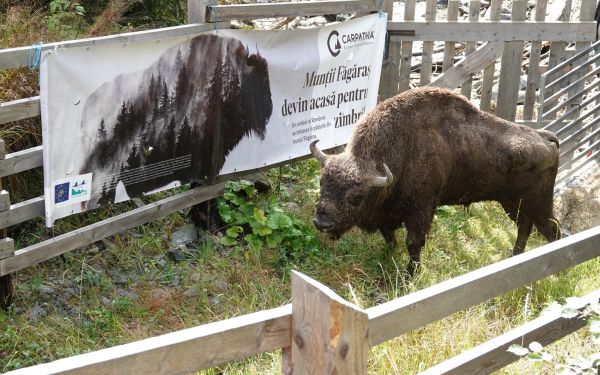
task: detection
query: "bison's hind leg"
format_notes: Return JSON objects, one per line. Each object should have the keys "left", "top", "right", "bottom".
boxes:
{"left": 532, "top": 214, "right": 561, "bottom": 243}
{"left": 500, "top": 201, "right": 533, "bottom": 255}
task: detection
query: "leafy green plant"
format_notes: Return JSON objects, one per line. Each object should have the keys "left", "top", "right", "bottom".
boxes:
{"left": 47, "top": 0, "right": 86, "bottom": 38}
{"left": 508, "top": 297, "right": 600, "bottom": 374}
{"left": 218, "top": 180, "right": 319, "bottom": 262}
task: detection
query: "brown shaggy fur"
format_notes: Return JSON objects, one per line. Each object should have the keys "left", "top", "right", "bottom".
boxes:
{"left": 312, "top": 87, "right": 560, "bottom": 275}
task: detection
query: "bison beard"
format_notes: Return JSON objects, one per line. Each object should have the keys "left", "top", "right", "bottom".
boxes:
{"left": 311, "top": 87, "right": 561, "bottom": 276}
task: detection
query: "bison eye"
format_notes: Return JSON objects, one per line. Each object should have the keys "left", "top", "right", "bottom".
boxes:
{"left": 348, "top": 194, "right": 363, "bottom": 207}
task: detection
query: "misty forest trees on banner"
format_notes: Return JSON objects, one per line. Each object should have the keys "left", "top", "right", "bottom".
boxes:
{"left": 80, "top": 34, "right": 273, "bottom": 208}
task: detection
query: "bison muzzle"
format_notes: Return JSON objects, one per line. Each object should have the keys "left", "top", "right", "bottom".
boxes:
{"left": 310, "top": 87, "right": 561, "bottom": 276}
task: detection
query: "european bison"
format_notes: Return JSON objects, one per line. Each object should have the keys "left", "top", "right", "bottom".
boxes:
{"left": 310, "top": 87, "right": 560, "bottom": 275}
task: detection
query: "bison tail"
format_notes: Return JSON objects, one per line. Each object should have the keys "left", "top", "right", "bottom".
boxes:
{"left": 536, "top": 129, "right": 560, "bottom": 149}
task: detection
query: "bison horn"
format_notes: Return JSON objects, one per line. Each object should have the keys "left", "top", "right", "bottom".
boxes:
{"left": 368, "top": 163, "right": 393, "bottom": 188}
{"left": 310, "top": 140, "right": 328, "bottom": 165}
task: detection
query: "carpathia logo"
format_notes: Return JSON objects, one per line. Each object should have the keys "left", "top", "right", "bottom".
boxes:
{"left": 326, "top": 28, "right": 376, "bottom": 57}
{"left": 327, "top": 30, "right": 341, "bottom": 57}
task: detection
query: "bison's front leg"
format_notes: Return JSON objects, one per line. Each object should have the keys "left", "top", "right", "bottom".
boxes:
{"left": 380, "top": 229, "right": 397, "bottom": 258}
{"left": 404, "top": 206, "right": 435, "bottom": 276}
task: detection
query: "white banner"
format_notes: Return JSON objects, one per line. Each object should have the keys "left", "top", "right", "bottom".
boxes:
{"left": 40, "top": 14, "right": 387, "bottom": 226}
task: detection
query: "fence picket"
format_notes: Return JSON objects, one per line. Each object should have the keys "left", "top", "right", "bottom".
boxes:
{"left": 398, "top": 0, "right": 416, "bottom": 92}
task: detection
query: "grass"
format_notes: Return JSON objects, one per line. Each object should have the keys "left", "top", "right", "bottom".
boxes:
{"left": 0, "top": 159, "right": 598, "bottom": 373}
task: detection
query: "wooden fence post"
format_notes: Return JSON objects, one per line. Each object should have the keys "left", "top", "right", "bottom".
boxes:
{"left": 378, "top": 0, "right": 399, "bottom": 100}
{"left": 289, "top": 271, "right": 369, "bottom": 375}
{"left": 0, "top": 139, "right": 14, "bottom": 308}
{"left": 496, "top": 0, "right": 527, "bottom": 120}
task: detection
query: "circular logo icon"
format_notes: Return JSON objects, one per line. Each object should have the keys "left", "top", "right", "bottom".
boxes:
{"left": 327, "top": 30, "right": 341, "bottom": 57}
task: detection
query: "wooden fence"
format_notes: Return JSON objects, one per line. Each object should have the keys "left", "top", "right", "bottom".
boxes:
{"left": 0, "top": 0, "right": 599, "bottom": 372}
{"left": 5, "top": 226, "right": 600, "bottom": 374}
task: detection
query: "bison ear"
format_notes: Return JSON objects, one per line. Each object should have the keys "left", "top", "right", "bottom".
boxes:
{"left": 367, "top": 163, "right": 393, "bottom": 188}
{"left": 310, "top": 140, "right": 328, "bottom": 166}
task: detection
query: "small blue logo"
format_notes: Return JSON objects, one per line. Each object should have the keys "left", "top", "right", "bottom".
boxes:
{"left": 55, "top": 182, "right": 70, "bottom": 204}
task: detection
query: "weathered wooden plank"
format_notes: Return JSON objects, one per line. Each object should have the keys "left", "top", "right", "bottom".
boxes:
{"left": 496, "top": 0, "right": 527, "bottom": 121}
{"left": 421, "top": 288, "right": 600, "bottom": 375}
{"left": 0, "top": 139, "right": 5, "bottom": 160}
{"left": 388, "top": 21, "right": 596, "bottom": 42}
{"left": 366, "top": 225, "right": 600, "bottom": 346}
{"left": 429, "top": 42, "right": 504, "bottom": 89}
{"left": 291, "top": 271, "right": 368, "bottom": 374}
{"left": 523, "top": 0, "right": 548, "bottom": 120}
{"left": 442, "top": 1, "right": 460, "bottom": 71}
{"left": 0, "top": 23, "right": 229, "bottom": 70}
{"left": 0, "top": 146, "right": 43, "bottom": 178}
{"left": 0, "top": 96, "right": 40, "bottom": 125}
{"left": 5, "top": 304, "right": 291, "bottom": 375}
{"left": 0, "top": 238, "right": 14, "bottom": 259}
{"left": 546, "top": 0, "right": 572, "bottom": 97}
{"left": 0, "top": 196, "right": 45, "bottom": 229}
{"left": 206, "top": 0, "right": 377, "bottom": 22}
{"left": 0, "top": 183, "right": 225, "bottom": 276}
{"left": 398, "top": 0, "right": 416, "bottom": 92}
{"left": 419, "top": 0, "right": 437, "bottom": 85}
{"left": 460, "top": 0, "right": 480, "bottom": 99}
{"left": 188, "top": 0, "right": 207, "bottom": 23}
{"left": 479, "top": 0, "right": 503, "bottom": 112}
{"left": 0, "top": 191, "right": 10, "bottom": 212}
{"left": 379, "top": 0, "right": 400, "bottom": 100}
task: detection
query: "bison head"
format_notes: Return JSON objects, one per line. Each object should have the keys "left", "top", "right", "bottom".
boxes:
{"left": 310, "top": 140, "right": 393, "bottom": 240}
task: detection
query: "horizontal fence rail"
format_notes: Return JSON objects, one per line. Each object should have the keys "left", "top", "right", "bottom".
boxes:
{"left": 0, "top": 182, "right": 225, "bottom": 276}
{"left": 0, "top": 23, "right": 228, "bottom": 70}
{"left": 421, "top": 288, "right": 600, "bottom": 375}
{"left": 207, "top": 0, "right": 379, "bottom": 22}
{"left": 0, "top": 146, "right": 43, "bottom": 178}
{"left": 366, "top": 225, "right": 600, "bottom": 345}
{"left": 5, "top": 305, "right": 292, "bottom": 375}
{"left": 6, "top": 225, "right": 600, "bottom": 374}
{"left": 0, "top": 96, "right": 40, "bottom": 125}
{"left": 387, "top": 21, "right": 595, "bottom": 42}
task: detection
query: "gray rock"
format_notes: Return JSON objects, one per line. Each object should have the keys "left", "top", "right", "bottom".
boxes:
{"left": 70, "top": 306, "right": 81, "bottom": 316}
{"left": 87, "top": 246, "right": 100, "bottom": 256}
{"left": 115, "top": 274, "right": 128, "bottom": 286}
{"left": 167, "top": 246, "right": 187, "bottom": 262}
{"left": 100, "top": 296, "right": 111, "bottom": 307}
{"left": 171, "top": 275, "right": 181, "bottom": 288}
{"left": 29, "top": 306, "right": 47, "bottom": 322}
{"left": 190, "top": 272, "right": 202, "bottom": 282}
{"left": 244, "top": 172, "right": 272, "bottom": 193}
{"left": 283, "top": 202, "right": 300, "bottom": 214}
{"left": 183, "top": 286, "right": 200, "bottom": 298}
{"left": 213, "top": 278, "right": 230, "bottom": 292}
{"left": 119, "top": 290, "right": 138, "bottom": 300}
{"left": 171, "top": 224, "right": 199, "bottom": 247}
{"left": 40, "top": 286, "right": 54, "bottom": 295}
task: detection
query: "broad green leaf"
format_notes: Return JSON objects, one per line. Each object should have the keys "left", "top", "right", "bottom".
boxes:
{"left": 253, "top": 208, "right": 267, "bottom": 225}
{"left": 565, "top": 297, "right": 588, "bottom": 310}
{"left": 266, "top": 232, "right": 284, "bottom": 248}
{"left": 541, "top": 301, "right": 562, "bottom": 316}
{"left": 254, "top": 226, "right": 272, "bottom": 236}
{"left": 561, "top": 307, "right": 580, "bottom": 319}
{"left": 240, "top": 202, "right": 255, "bottom": 217}
{"left": 507, "top": 344, "right": 530, "bottom": 356}
{"left": 527, "top": 352, "right": 544, "bottom": 361}
{"left": 528, "top": 342, "right": 543, "bottom": 353}
{"left": 226, "top": 226, "right": 243, "bottom": 238}
{"left": 245, "top": 234, "right": 263, "bottom": 250}
{"left": 220, "top": 236, "right": 238, "bottom": 246}
{"left": 589, "top": 318, "right": 600, "bottom": 334}
{"left": 267, "top": 211, "right": 293, "bottom": 230}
